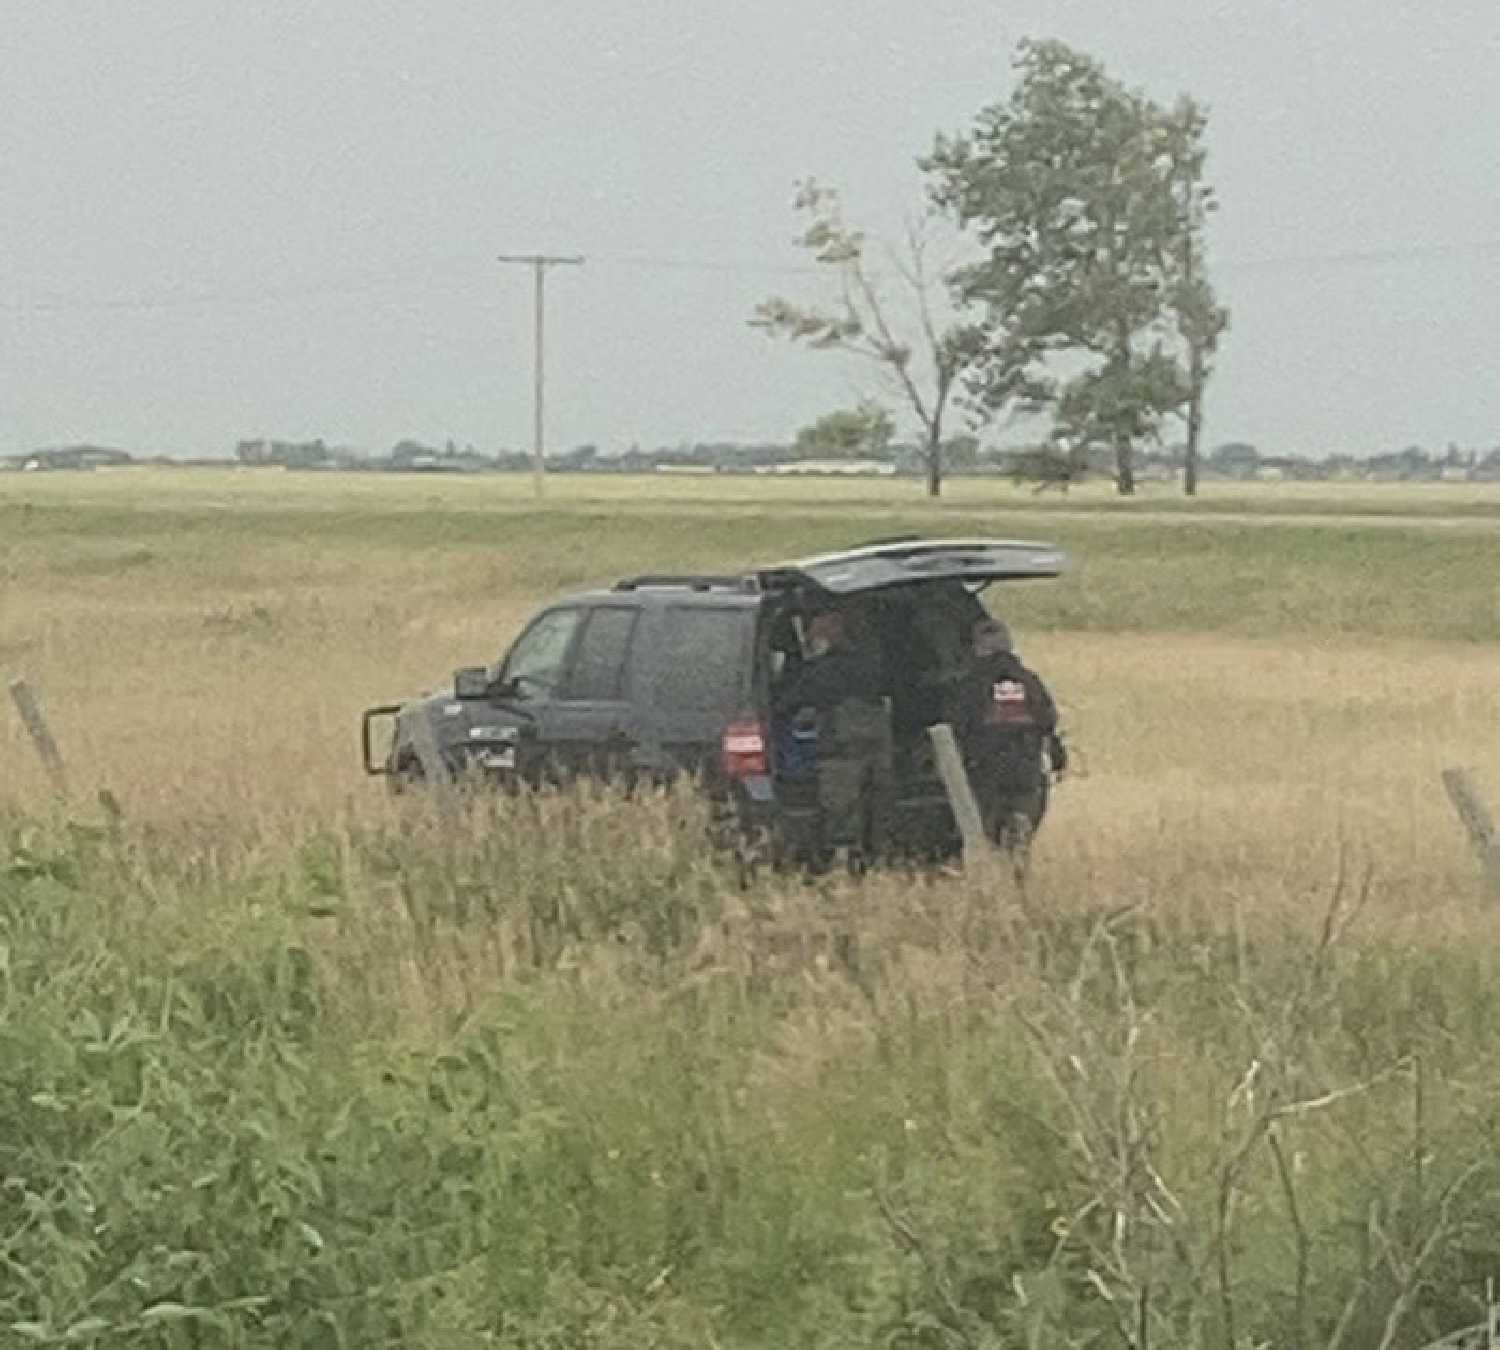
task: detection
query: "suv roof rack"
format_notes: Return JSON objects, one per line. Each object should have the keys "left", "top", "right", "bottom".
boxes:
{"left": 612, "top": 573, "right": 756, "bottom": 593}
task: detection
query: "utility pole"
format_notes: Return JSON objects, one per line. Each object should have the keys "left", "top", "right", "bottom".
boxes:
{"left": 497, "top": 253, "right": 584, "bottom": 496}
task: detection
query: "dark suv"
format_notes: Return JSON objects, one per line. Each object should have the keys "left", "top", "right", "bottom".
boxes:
{"left": 361, "top": 537, "right": 1067, "bottom": 865}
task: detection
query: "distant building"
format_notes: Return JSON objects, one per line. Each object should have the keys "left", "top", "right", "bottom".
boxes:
{"left": 235, "top": 438, "right": 331, "bottom": 468}
{"left": 755, "top": 459, "right": 897, "bottom": 477}
{"left": 4, "top": 445, "right": 133, "bottom": 471}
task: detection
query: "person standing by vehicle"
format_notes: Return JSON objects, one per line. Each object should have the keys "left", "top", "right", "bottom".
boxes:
{"left": 773, "top": 603, "right": 894, "bottom": 864}
{"left": 953, "top": 616, "right": 1065, "bottom": 849}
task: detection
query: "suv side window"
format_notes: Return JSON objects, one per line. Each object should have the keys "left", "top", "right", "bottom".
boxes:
{"left": 562, "top": 606, "right": 639, "bottom": 702}
{"left": 651, "top": 606, "right": 752, "bottom": 712}
{"left": 502, "top": 607, "right": 583, "bottom": 698}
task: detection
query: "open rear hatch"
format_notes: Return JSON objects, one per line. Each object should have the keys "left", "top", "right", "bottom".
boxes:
{"left": 755, "top": 537, "right": 1068, "bottom": 596}
{"left": 752, "top": 538, "right": 1069, "bottom": 860}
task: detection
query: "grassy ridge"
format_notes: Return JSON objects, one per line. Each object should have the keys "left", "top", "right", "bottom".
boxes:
{"left": 6, "top": 490, "right": 1498, "bottom": 643}
{"left": 7, "top": 796, "right": 1500, "bottom": 1347}
{"left": 6, "top": 465, "right": 1500, "bottom": 516}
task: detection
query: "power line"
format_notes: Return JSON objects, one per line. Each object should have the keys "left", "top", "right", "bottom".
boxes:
{"left": 596, "top": 251, "right": 819, "bottom": 277}
{"left": 0, "top": 252, "right": 817, "bottom": 313}
{"left": 2, "top": 236, "right": 1498, "bottom": 313}
{"left": 0, "top": 265, "right": 485, "bottom": 313}
{"left": 1218, "top": 237, "right": 1500, "bottom": 273}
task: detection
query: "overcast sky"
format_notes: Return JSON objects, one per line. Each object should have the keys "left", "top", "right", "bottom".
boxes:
{"left": 3, "top": 0, "right": 1497, "bottom": 459}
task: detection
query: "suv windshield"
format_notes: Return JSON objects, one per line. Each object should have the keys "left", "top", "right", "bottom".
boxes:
{"left": 503, "top": 608, "right": 582, "bottom": 697}
{"left": 651, "top": 607, "right": 752, "bottom": 712}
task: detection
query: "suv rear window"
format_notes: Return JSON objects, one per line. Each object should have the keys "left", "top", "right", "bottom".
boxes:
{"left": 651, "top": 607, "right": 751, "bottom": 712}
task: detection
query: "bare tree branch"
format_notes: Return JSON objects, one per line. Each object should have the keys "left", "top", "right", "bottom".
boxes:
{"left": 750, "top": 179, "right": 995, "bottom": 495}
{"left": 1374, "top": 1162, "right": 1486, "bottom": 1350}
{"left": 875, "top": 1183, "right": 980, "bottom": 1350}
{"left": 1270, "top": 1125, "right": 1310, "bottom": 1350}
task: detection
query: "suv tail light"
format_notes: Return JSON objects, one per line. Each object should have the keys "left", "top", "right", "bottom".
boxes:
{"left": 721, "top": 716, "right": 769, "bottom": 780}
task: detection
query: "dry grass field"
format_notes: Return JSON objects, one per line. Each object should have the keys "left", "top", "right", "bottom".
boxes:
{"left": 3, "top": 468, "right": 1497, "bottom": 902}
{"left": 5, "top": 467, "right": 1500, "bottom": 1346}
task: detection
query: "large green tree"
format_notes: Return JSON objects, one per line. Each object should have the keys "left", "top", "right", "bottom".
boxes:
{"left": 752, "top": 181, "right": 1012, "bottom": 497}
{"left": 927, "top": 40, "right": 1226, "bottom": 496}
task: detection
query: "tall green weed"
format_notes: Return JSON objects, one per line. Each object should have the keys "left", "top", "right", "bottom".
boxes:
{"left": 5, "top": 800, "right": 1500, "bottom": 1346}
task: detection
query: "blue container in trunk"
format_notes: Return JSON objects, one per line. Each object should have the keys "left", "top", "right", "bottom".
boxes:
{"left": 773, "top": 713, "right": 819, "bottom": 780}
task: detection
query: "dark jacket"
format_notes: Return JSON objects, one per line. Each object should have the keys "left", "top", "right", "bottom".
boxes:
{"left": 773, "top": 644, "right": 886, "bottom": 714}
{"left": 953, "top": 650, "right": 1058, "bottom": 752}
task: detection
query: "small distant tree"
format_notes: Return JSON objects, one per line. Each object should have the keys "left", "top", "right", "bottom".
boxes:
{"left": 943, "top": 432, "right": 981, "bottom": 471}
{"left": 792, "top": 401, "right": 895, "bottom": 461}
{"left": 1211, "top": 441, "right": 1260, "bottom": 478}
{"left": 1008, "top": 442, "right": 1094, "bottom": 493}
{"left": 752, "top": 181, "right": 1011, "bottom": 497}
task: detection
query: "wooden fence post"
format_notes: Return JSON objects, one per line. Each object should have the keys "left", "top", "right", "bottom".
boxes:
{"left": 927, "top": 722, "right": 995, "bottom": 867}
{"left": 8, "top": 678, "right": 70, "bottom": 797}
{"left": 1441, "top": 767, "right": 1500, "bottom": 899}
